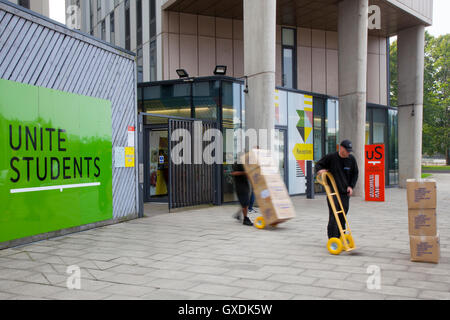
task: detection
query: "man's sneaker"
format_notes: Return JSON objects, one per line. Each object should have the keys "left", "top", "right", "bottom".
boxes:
{"left": 248, "top": 208, "right": 258, "bottom": 214}
{"left": 243, "top": 217, "right": 253, "bottom": 226}
{"left": 232, "top": 210, "right": 242, "bottom": 221}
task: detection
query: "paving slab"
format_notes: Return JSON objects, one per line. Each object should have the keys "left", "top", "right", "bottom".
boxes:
{"left": 0, "top": 173, "right": 448, "bottom": 300}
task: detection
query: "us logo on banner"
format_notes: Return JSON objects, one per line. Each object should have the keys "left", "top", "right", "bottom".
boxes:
{"left": 365, "top": 145, "right": 385, "bottom": 202}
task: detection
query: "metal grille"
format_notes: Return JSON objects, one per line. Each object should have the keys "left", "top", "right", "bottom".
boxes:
{"left": 168, "top": 119, "right": 219, "bottom": 210}
{"left": 0, "top": 2, "right": 137, "bottom": 220}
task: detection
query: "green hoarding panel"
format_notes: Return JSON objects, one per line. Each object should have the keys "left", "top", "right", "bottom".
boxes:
{"left": 0, "top": 79, "right": 113, "bottom": 243}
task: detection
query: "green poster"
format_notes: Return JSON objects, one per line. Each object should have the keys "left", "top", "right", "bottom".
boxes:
{"left": 0, "top": 79, "right": 113, "bottom": 243}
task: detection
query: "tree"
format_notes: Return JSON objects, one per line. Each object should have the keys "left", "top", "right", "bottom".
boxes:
{"left": 390, "top": 32, "right": 450, "bottom": 165}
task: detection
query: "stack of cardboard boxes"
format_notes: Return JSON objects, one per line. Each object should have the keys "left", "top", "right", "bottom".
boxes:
{"left": 406, "top": 179, "right": 440, "bottom": 264}
{"left": 242, "top": 149, "right": 296, "bottom": 226}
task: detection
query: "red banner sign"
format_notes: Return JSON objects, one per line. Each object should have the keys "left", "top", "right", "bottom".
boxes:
{"left": 365, "top": 144, "right": 385, "bottom": 202}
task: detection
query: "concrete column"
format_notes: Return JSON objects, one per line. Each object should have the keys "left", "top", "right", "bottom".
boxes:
{"left": 338, "top": 0, "right": 368, "bottom": 197}
{"left": 243, "top": 0, "right": 276, "bottom": 150}
{"left": 397, "top": 25, "right": 425, "bottom": 187}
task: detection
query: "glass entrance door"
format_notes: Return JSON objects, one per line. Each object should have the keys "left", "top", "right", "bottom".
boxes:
{"left": 145, "top": 127, "right": 169, "bottom": 202}
{"left": 274, "top": 128, "right": 287, "bottom": 185}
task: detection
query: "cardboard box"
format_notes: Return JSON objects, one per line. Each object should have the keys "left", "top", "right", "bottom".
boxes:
{"left": 408, "top": 209, "right": 437, "bottom": 236}
{"left": 244, "top": 149, "right": 278, "bottom": 169}
{"left": 247, "top": 166, "right": 284, "bottom": 186}
{"left": 409, "top": 235, "right": 440, "bottom": 264}
{"left": 242, "top": 149, "right": 295, "bottom": 226}
{"left": 406, "top": 179, "right": 437, "bottom": 209}
{"left": 258, "top": 198, "right": 296, "bottom": 225}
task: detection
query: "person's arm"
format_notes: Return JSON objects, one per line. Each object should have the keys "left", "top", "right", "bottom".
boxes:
{"left": 349, "top": 156, "right": 359, "bottom": 189}
{"left": 315, "top": 154, "right": 331, "bottom": 176}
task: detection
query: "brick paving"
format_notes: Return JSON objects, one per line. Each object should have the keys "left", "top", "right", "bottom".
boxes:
{"left": 0, "top": 174, "right": 449, "bottom": 300}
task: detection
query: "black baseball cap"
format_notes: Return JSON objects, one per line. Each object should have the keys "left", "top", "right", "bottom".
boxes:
{"left": 340, "top": 140, "right": 353, "bottom": 152}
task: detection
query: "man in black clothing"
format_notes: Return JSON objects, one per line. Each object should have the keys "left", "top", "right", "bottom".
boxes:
{"left": 231, "top": 162, "right": 253, "bottom": 226}
{"left": 315, "top": 140, "right": 359, "bottom": 239}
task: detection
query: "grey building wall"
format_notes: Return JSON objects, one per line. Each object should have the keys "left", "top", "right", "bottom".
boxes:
{"left": 387, "top": 0, "right": 433, "bottom": 24}
{"left": 7, "top": 0, "right": 50, "bottom": 17}
{"left": 0, "top": 0, "right": 138, "bottom": 222}
{"left": 71, "top": 0, "right": 157, "bottom": 83}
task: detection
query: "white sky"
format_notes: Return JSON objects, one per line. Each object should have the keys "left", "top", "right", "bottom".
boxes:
{"left": 49, "top": 0, "right": 449, "bottom": 36}
{"left": 49, "top": 0, "right": 65, "bottom": 24}
{"left": 426, "top": 0, "right": 450, "bottom": 37}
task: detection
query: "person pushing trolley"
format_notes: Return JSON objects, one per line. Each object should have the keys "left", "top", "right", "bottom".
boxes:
{"left": 315, "top": 140, "right": 359, "bottom": 255}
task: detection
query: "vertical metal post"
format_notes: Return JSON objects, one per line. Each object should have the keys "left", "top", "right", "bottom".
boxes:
{"left": 306, "top": 160, "right": 315, "bottom": 199}
{"left": 168, "top": 119, "right": 172, "bottom": 211}
{"left": 138, "top": 113, "right": 145, "bottom": 218}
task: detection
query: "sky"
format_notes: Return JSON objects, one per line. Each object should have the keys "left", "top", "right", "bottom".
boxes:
{"left": 49, "top": 0, "right": 65, "bottom": 24}
{"left": 426, "top": 0, "right": 450, "bottom": 37}
{"left": 49, "top": 0, "right": 449, "bottom": 36}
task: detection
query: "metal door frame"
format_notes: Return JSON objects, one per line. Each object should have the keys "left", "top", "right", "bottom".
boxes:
{"left": 143, "top": 124, "right": 169, "bottom": 203}
{"left": 275, "top": 125, "right": 289, "bottom": 188}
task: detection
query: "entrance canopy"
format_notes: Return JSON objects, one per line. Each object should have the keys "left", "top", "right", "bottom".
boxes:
{"left": 164, "top": 0, "right": 432, "bottom": 37}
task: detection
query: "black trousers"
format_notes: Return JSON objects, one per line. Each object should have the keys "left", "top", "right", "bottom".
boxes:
{"left": 327, "top": 194, "right": 350, "bottom": 239}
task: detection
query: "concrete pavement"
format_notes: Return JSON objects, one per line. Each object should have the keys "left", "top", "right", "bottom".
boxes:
{"left": 0, "top": 174, "right": 449, "bottom": 300}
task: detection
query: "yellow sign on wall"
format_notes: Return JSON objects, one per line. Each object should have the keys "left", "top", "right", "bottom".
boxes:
{"left": 125, "top": 147, "right": 135, "bottom": 168}
{"left": 293, "top": 143, "right": 314, "bottom": 161}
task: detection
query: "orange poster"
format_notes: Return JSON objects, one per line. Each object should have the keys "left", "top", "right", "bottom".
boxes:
{"left": 365, "top": 145, "right": 385, "bottom": 202}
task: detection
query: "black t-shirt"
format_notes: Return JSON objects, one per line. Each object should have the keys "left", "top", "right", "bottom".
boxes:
{"left": 315, "top": 152, "right": 359, "bottom": 195}
{"left": 232, "top": 163, "right": 250, "bottom": 193}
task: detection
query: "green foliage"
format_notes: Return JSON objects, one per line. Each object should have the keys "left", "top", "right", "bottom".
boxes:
{"left": 390, "top": 32, "right": 450, "bottom": 164}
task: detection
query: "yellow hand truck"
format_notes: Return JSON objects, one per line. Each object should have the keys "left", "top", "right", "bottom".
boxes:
{"left": 316, "top": 171, "right": 356, "bottom": 255}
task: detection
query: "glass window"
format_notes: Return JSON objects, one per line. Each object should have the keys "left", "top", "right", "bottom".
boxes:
{"left": 222, "top": 82, "right": 244, "bottom": 203}
{"left": 150, "top": 40, "right": 157, "bottom": 81}
{"left": 137, "top": 87, "right": 143, "bottom": 112}
{"left": 101, "top": 19, "right": 106, "bottom": 40}
{"left": 313, "top": 97, "right": 326, "bottom": 193}
{"left": 313, "top": 98, "right": 325, "bottom": 162}
{"left": 388, "top": 109, "right": 399, "bottom": 185}
{"left": 326, "top": 99, "right": 338, "bottom": 154}
{"left": 193, "top": 81, "right": 219, "bottom": 120}
{"left": 150, "top": 0, "right": 156, "bottom": 39}
{"left": 282, "top": 28, "right": 295, "bottom": 46}
{"left": 19, "top": 0, "right": 30, "bottom": 9}
{"left": 274, "top": 129, "right": 286, "bottom": 183}
{"left": 282, "top": 48, "right": 294, "bottom": 89}
{"left": 89, "top": 0, "right": 94, "bottom": 35}
{"left": 373, "top": 109, "right": 386, "bottom": 144}
{"left": 142, "top": 84, "right": 191, "bottom": 119}
{"left": 366, "top": 109, "right": 372, "bottom": 145}
{"left": 136, "top": 0, "right": 142, "bottom": 47}
{"left": 125, "top": 0, "right": 130, "bottom": 50}
{"left": 282, "top": 28, "right": 296, "bottom": 89}
{"left": 137, "top": 48, "right": 143, "bottom": 83}
{"left": 110, "top": 12, "right": 115, "bottom": 44}
{"left": 222, "top": 82, "right": 241, "bottom": 130}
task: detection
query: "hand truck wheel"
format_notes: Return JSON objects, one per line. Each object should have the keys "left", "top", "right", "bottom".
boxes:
{"left": 254, "top": 216, "right": 266, "bottom": 229}
{"left": 327, "top": 238, "right": 343, "bottom": 255}
{"left": 342, "top": 234, "right": 355, "bottom": 249}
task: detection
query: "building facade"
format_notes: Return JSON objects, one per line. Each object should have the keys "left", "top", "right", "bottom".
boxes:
{"left": 69, "top": 0, "right": 433, "bottom": 200}
{"left": 7, "top": 0, "right": 50, "bottom": 17}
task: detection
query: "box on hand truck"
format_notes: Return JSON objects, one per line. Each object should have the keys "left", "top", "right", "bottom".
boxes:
{"left": 241, "top": 149, "right": 296, "bottom": 229}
